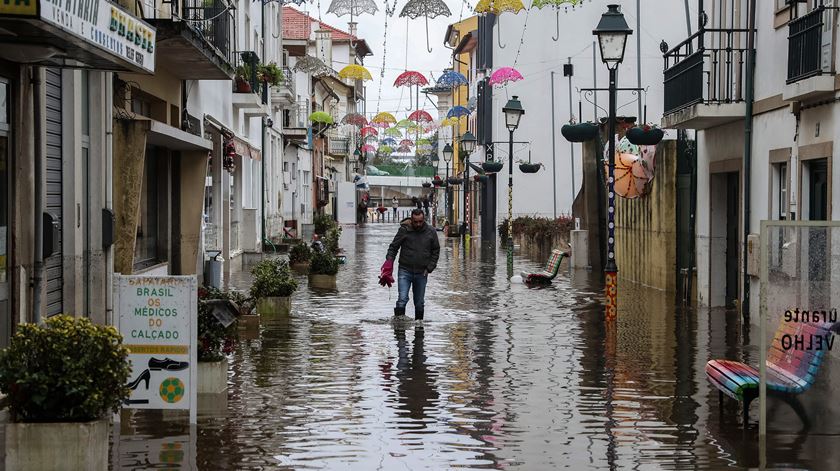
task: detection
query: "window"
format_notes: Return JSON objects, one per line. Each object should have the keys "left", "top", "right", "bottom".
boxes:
{"left": 775, "top": 162, "right": 788, "bottom": 219}
{"left": 134, "top": 148, "right": 169, "bottom": 269}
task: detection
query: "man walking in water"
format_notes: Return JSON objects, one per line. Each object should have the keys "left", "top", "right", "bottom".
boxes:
{"left": 379, "top": 209, "right": 440, "bottom": 320}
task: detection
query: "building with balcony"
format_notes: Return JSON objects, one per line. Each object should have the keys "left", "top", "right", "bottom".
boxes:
{"left": 660, "top": 0, "right": 838, "bottom": 315}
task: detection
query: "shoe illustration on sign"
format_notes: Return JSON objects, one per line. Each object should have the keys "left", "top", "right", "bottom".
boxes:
{"left": 160, "top": 377, "right": 186, "bottom": 404}
{"left": 149, "top": 358, "right": 189, "bottom": 371}
{"left": 127, "top": 369, "right": 151, "bottom": 390}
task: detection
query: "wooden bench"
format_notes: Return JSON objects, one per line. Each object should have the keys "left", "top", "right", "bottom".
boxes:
{"left": 705, "top": 317, "right": 835, "bottom": 427}
{"left": 520, "top": 249, "right": 568, "bottom": 285}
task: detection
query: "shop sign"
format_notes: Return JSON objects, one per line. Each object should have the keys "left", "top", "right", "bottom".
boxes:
{"left": 115, "top": 275, "right": 197, "bottom": 424}
{"left": 0, "top": 0, "right": 38, "bottom": 17}
{"left": 39, "top": 0, "right": 156, "bottom": 73}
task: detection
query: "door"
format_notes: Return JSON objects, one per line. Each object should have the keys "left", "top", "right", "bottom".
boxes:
{"left": 0, "top": 78, "right": 10, "bottom": 346}
{"left": 44, "top": 68, "right": 63, "bottom": 316}
{"left": 725, "top": 172, "right": 739, "bottom": 308}
{"left": 807, "top": 159, "right": 828, "bottom": 305}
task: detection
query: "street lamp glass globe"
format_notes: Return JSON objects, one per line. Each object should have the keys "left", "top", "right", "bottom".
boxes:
{"left": 502, "top": 96, "right": 525, "bottom": 132}
{"left": 461, "top": 131, "right": 477, "bottom": 154}
{"left": 593, "top": 4, "right": 632, "bottom": 69}
{"left": 443, "top": 143, "right": 453, "bottom": 162}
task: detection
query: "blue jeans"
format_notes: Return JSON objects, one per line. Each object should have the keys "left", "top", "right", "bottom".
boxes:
{"left": 396, "top": 268, "right": 428, "bottom": 310}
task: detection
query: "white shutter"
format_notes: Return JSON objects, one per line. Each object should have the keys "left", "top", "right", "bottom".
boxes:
{"left": 822, "top": 0, "right": 834, "bottom": 73}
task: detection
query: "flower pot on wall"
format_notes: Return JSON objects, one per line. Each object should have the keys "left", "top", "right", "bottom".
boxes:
{"left": 5, "top": 419, "right": 109, "bottom": 470}
{"left": 256, "top": 296, "right": 291, "bottom": 316}
{"left": 308, "top": 274, "right": 337, "bottom": 289}
{"left": 561, "top": 122, "right": 599, "bottom": 142}
{"left": 446, "top": 177, "right": 463, "bottom": 185}
{"left": 519, "top": 163, "right": 542, "bottom": 174}
{"left": 626, "top": 127, "right": 664, "bottom": 146}
{"left": 198, "top": 357, "right": 228, "bottom": 395}
{"left": 234, "top": 77, "right": 251, "bottom": 93}
{"left": 481, "top": 161, "right": 503, "bottom": 173}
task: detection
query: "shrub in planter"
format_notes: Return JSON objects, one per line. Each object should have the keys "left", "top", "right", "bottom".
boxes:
{"left": 518, "top": 162, "right": 544, "bottom": 174}
{"left": 626, "top": 125, "right": 664, "bottom": 145}
{"left": 198, "top": 287, "right": 241, "bottom": 361}
{"left": 250, "top": 258, "right": 298, "bottom": 316}
{"left": 482, "top": 160, "right": 503, "bottom": 173}
{"left": 561, "top": 122, "right": 599, "bottom": 142}
{"left": 324, "top": 226, "right": 342, "bottom": 255}
{"left": 314, "top": 213, "right": 337, "bottom": 235}
{"left": 289, "top": 242, "right": 312, "bottom": 266}
{"left": 257, "top": 62, "right": 284, "bottom": 87}
{"left": 432, "top": 180, "right": 442, "bottom": 187}
{"left": 447, "top": 177, "right": 463, "bottom": 185}
{"left": 422, "top": 182, "right": 432, "bottom": 188}
{"left": 309, "top": 251, "right": 339, "bottom": 289}
{"left": 0, "top": 315, "right": 131, "bottom": 422}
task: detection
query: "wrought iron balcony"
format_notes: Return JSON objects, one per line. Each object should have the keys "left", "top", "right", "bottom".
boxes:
{"left": 282, "top": 103, "right": 310, "bottom": 137}
{"left": 787, "top": 6, "right": 829, "bottom": 84}
{"left": 271, "top": 67, "right": 296, "bottom": 104}
{"left": 232, "top": 51, "right": 269, "bottom": 117}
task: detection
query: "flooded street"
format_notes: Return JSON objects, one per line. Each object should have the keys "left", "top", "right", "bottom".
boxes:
{"left": 112, "top": 224, "right": 822, "bottom": 470}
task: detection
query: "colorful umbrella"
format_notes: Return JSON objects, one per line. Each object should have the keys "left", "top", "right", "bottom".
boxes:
{"left": 341, "top": 113, "right": 368, "bottom": 126}
{"left": 365, "top": 134, "right": 379, "bottom": 142}
{"left": 447, "top": 106, "right": 471, "bottom": 119}
{"left": 397, "top": 145, "right": 413, "bottom": 153}
{"left": 308, "top": 111, "right": 334, "bottom": 124}
{"left": 381, "top": 137, "right": 398, "bottom": 146}
{"left": 532, "top": 0, "right": 581, "bottom": 8}
{"left": 394, "top": 71, "right": 429, "bottom": 88}
{"left": 338, "top": 64, "right": 373, "bottom": 81}
{"left": 440, "top": 117, "right": 459, "bottom": 127}
{"left": 603, "top": 136, "right": 656, "bottom": 199}
{"left": 436, "top": 69, "right": 468, "bottom": 88}
{"left": 474, "top": 0, "right": 525, "bottom": 15}
{"left": 384, "top": 127, "right": 403, "bottom": 138}
{"left": 360, "top": 126, "right": 378, "bottom": 137}
{"left": 327, "top": 0, "right": 378, "bottom": 19}
{"left": 416, "top": 137, "right": 431, "bottom": 146}
{"left": 399, "top": 0, "right": 452, "bottom": 52}
{"left": 408, "top": 110, "right": 434, "bottom": 123}
{"left": 423, "top": 122, "right": 440, "bottom": 132}
{"left": 360, "top": 144, "right": 376, "bottom": 153}
{"left": 399, "top": 138, "right": 415, "bottom": 147}
{"left": 293, "top": 55, "right": 331, "bottom": 75}
{"left": 488, "top": 67, "right": 524, "bottom": 87}
{"left": 378, "top": 145, "right": 394, "bottom": 155}
{"left": 396, "top": 119, "right": 414, "bottom": 129}
{"left": 371, "top": 111, "right": 397, "bottom": 126}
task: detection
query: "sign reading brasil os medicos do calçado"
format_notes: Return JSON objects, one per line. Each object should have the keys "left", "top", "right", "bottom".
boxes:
{"left": 116, "top": 275, "right": 196, "bottom": 419}
{"left": 0, "top": 0, "right": 156, "bottom": 73}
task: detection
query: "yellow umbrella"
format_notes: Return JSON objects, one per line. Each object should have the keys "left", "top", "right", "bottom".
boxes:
{"left": 474, "top": 0, "right": 525, "bottom": 15}
{"left": 338, "top": 64, "right": 373, "bottom": 81}
{"left": 371, "top": 112, "right": 397, "bottom": 126}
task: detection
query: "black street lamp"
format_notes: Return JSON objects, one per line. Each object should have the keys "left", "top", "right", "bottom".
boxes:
{"left": 431, "top": 152, "right": 440, "bottom": 226}
{"left": 594, "top": 4, "right": 632, "bottom": 321}
{"left": 443, "top": 143, "right": 453, "bottom": 225}
{"left": 502, "top": 96, "right": 525, "bottom": 275}
{"left": 460, "top": 131, "right": 477, "bottom": 240}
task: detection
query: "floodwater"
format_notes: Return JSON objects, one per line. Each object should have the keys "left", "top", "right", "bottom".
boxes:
{"left": 112, "top": 224, "right": 833, "bottom": 470}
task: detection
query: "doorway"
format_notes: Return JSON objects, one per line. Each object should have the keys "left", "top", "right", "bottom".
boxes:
{"left": 709, "top": 170, "right": 740, "bottom": 308}
{"left": 0, "top": 77, "right": 10, "bottom": 346}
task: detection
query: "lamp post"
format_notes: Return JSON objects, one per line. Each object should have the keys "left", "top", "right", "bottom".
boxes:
{"left": 594, "top": 4, "right": 632, "bottom": 321}
{"left": 431, "top": 152, "right": 440, "bottom": 226}
{"left": 502, "top": 97, "right": 525, "bottom": 275}
{"left": 443, "top": 143, "right": 453, "bottom": 226}
{"left": 460, "top": 131, "right": 477, "bottom": 240}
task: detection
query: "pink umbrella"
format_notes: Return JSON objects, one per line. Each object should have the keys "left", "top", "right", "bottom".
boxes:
{"left": 408, "top": 110, "right": 434, "bottom": 123}
{"left": 361, "top": 126, "right": 378, "bottom": 137}
{"left": 394, "top": 71, "right": 429, "bottom": 87}
{"left": 361, "top": 144, "right": 376, "bottom": 153}
{"left": 488, "top": 66, "right": 524, "bottom": 87}
{"left": 399, "top": 138, "right": 415, "bottom": 147}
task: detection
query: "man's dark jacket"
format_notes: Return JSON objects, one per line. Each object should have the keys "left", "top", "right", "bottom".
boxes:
{"left": 387, "top": 220, "right": 441, "bottom": 274}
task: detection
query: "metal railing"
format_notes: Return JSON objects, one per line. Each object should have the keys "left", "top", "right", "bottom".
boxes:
{"left": 663, "top": 28, "right": 750, "bottom": 114}
{"left": 329, "top": 137, "right": 349, "bottom": 155}
{"left": 144, "top": 0, "right": 234, "bottom": 65}
{"left": 788, "top": 6, "right": 827, "bottom": 83}
{"left": 283, "top": 103, "right": 309, "bottom": 129}
{"left": 365, "top": 165, "right": 436, "bottom": 177}
{"left": 233, "top": 51, "right": 265, "bottom": 102}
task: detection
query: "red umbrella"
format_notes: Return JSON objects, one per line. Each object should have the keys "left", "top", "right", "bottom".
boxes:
{"left": 360, "top": 126, "right": 378, "bottom": 137}
{"left": 361, "top": 144, "right": 376, "bottom": 153}
{"left": 394, "top": 71, "right": 429, "bottom": 87}
{"left": 399, "top": 138, "right": 415, "bottom": 147}
{"left": 408, "top": 110, "right": 434, "bottom": 123}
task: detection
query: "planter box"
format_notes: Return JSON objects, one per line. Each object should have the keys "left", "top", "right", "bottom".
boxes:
{"left": 308, "top": 274, "right": 337, "bottom": 289}
{"left": 519, "top": 163, "right": 542, "bottom": 174}
{"left": 198, "top": 358, "right": 228, "bottom": 395}
{"left": 561, "top": 122, "right": 599, "bottom": 142}
{"left": 238, "top": 314, "right": 260, "bottom": 339}
{"left": 290, "top": 261, "right": 310, "bottom": 273}
{"left": 6, "top": 418, "right": 109, "bottom": 470}
{"left": 481, "top": 161, "right": 503, "bottom": 173}
{"left": 256, "top": 296, "right": 291, "bottom": 316}
{"left": 626, "top": 127, "right": 664, "bottom": 145}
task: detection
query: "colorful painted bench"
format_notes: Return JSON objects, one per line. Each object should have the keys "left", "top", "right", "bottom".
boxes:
{"left": 705, "top": 317, "right": 835, "bottom": 427}
{"left": 520, "top": 249, "right": 568, "bottom": 285}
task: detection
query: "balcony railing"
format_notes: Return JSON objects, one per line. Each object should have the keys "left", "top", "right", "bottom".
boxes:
{"left": 663, "top": 27, "right": 750, "bottom": 115}
{"left": 282, "top": 67, "right": 295, "bottom": 95}
{"left": 329, "top": 137, "right": 349, "bottom": 155}
{"left": 233, "top": 51, "right": 266, "bottom": 103}
{"left": 283, "top": 103, "right": 310, "bottom": 129}
{"left": 144, "top": 0, "right": 234, "bottom": 65}
{"left": 788, "top": 6, "right": 827, "bottom": 83}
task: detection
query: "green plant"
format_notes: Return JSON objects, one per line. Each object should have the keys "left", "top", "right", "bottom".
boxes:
{"left": 289, "top": 243, "right": 312, "bottom": 264}
{"left": 499, "top": 216, "right": 574, "bottom": 242}
{"left": 198, "top": 287, "right": 241, "bottom": 362}
{"left": 324, "top": 226, "right": 342, "bottom": 254}
{"left": 249, "top": 258, "right": 298, "bottom": 300}
{"left": 235, "top": 63, "right": 253, "bottom": 81}
{"left": 313, "top": 214, "right": 337, "bottom": 235}
{"left": 310, "top": 250, "right": 339, "bottom": 276}
{"left": 258, "top": 62, "right": 284, "bottom": 87}
{"left": 0, "top": 315, "right": 131, "bottom": 422}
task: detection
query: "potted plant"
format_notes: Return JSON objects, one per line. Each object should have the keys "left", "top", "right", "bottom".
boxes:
{"left": 626, "top": 123, "right": 664, "bottom": 145}
{"left": 517, "top": 159, "right": 544, "bottom": 174}
{"left": 258, "top": 62, "right": 284, "bottom": 87}
{"left": 447, "top": 176, "right": 463, "bottom": 185}
{"left": 324, "top": 226, "right": 342, "bottom": 255}
{"left": 234, "top": 63, "right": 253, "bottom": 93}
{"left": 309, "top": 250, "right": 339, "bottom": 289}
{"left": 561, "top": 121, "right": 599, "bottom": 142}
{"left": 250, "top": 258, "right": 298, "bottom": 316}
{"left": 314, "top": 213, "right": 337, "bottom": 235}
{"left": 197, "top": 287, "right": 240, "bottom": 394}
{"left": 289, "top": 242, "right": 312, "bottom": 272}
{"left": 422, "top": 182, "right": 432, "bottom": 188}
{"left": 482, "top": 160, "right": 503, "bottom": 173}
{"left": 0, "top": 315, "right": 131, "bottom": 469}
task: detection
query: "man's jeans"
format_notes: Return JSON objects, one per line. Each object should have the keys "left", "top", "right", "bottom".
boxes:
{"left": 396, "top": 268, "right": 427, "bottom": 310}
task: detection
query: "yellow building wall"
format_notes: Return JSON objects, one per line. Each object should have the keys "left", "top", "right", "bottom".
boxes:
{"left": 450, "top": 16, "right": 477, "bottom": 225}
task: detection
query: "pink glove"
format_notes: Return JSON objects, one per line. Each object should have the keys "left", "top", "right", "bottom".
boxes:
{"left": 379, "top": 259, "right": 395, "bottom": 288}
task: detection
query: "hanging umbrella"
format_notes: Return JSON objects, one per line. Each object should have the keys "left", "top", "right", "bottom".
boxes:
{"left": 371, "top": 111, "right": 397, "bottom": 127}
{"left": 338, "top": 64, "right": 373, "bottom": 81}
{"left": 396, "top": 119, "right": 414, "bottom": 129}
{"left": 361, "top": 144, "right": 376, "bottom": 153}
{"left": 474, "top": 0, "right": 525, "bottom": 48}
{"left": 488, "top": 67, "right": 524, "bottom": 87}
{"left": 341, "top": 113, "right": 368, "bottom": 127}
{"left": 436, "top": 69, "right": 468, "bottom": 88}
{"left": 365, "top": 134, "right": 379, "bottom": 142}
{"left": 308, "top": 111, "right": 334, "bottom": 124}
{"left": 327, "top": 0, "right": 378, "bottom": 18}
{"left": 399, "top": 0, "right": 452, "bottom": 52}
{"left": 532, "top": 0, "right": 580, "bottom": 8}
{"left": 293, "top": 55, "right": 330, "bottom": 75}
{"left": 603, "top": 137, "right": 648, "bottom": 199}
{"left": 378, "top": 145, "right": 394, "bottom": 155}
{"left": 381, "top": 137, "right": 398, "bottom": 146}
{"left": 360, "top": 126, "right": 378, "bottom": 137}
{"left": 397, "top": 145, "right": 413, "bottom": 153}
{"left": 416, "top": 137, "right": 431, "bottom": 146}
{"left": 447, "top": 106, "right": 471, "bottom": 119}
{"left": 440, "top": 117, "right": 459, "bottom": 127}
{"left": 384, "top": 127, "right": 403, "bottom": 138}
{"left": 409, "top": 110, "right": 434, "bottom": 123}
{"left": 399, "top": 138, "right": 415, "bottom": 147}
{"left": 394, "top": 71, "right": 429, "bottom": 88}
{"left": 424, "top": 122, "right": 440, "bottom": 132}
{"left": 282, "top": 0, "right": 307, "bottom": 4}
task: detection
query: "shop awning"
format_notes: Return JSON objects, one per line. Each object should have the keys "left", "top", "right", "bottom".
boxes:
{"left": 0, "top": 0, "right": 156, "bottom": 74}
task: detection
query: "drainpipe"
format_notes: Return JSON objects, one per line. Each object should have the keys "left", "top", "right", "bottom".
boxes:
{"left": 742, "top": 0, "right": 757, "bottom": 324}
{"left": 105, "top": 72, "right": 114, "bottom": 325}
{"left": 32, "top": 66, "right": 44, "bottom": 324}
{"left": 261, "top": 0, "right": 267, "bottom": 250}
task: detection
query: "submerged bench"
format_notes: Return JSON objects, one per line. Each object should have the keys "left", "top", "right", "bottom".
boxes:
{"left": 705, "top": 316, "right": 836, "bottom": 427}
{"left": 521, "top": 249, "right": 568, "bottom": 285}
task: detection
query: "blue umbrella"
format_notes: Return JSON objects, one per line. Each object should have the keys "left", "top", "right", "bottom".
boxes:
{"left": 447, "top": 106, "right": 471, "bottom": 119}
{"left": 436, "top": 70, "right": 468, "bottom": 88}
{"left": 381, "top": 137, "right": 398, "bottom": 146}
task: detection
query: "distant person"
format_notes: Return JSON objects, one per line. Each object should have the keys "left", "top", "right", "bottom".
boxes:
{"left": 392, "top": 196, "right": 399, "bottom": 217}
{"left": 422, "top": 196, "right": 430, "bottom": 219}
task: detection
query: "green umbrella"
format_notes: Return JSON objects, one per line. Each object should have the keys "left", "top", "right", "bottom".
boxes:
{"left": 309, "top": 111, "right": 334, "bottom": 124}
{"left": 378, "top": 145, "right": 394, "bottom": 155}
{"left": 395, "top": 119, "right": 413, "bottom": 129}
{"left": 384, "top": 127, "right": 403, "bottom": 138}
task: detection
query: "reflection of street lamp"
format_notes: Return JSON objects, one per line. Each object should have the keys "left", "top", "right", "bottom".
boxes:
{"left": 502, "top": 96, "right": 525, "bottom": 274}
{"left": 352, "top": 148, "right": 361, "bottom": 174}
{"left": 460, "top": 131, "right": 477, "bottom": 239}
{"left": 443, "top": 143, "right": 453, "bottom": 225}
{"left": 431, "top": 152, "right": 440, "bottom": 225}
{"left": 594, "top": 4, "right": 632, "bottom": 321}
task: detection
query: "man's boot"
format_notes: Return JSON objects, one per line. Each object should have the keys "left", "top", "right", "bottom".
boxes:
{"left": 414, "top": 308, "right": 424, "bottom": 321}
{"left": 394, "top": 307, "right": 406, "bottom": 317}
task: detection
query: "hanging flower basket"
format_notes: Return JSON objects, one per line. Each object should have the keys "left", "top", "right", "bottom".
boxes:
{"left": 432, "top": 179, "right": 442, "bottom": 187}
{"left": 519, "top": 163, "right": 543, "bottom": 174}
{"left": 474, "top": 175, "right": 489, "bottom": 183}
{"left": 626, "top": 126, "right": 664, "bottom": 146}
{"left": 422, "top": 182, "right": 432, "bottom": 188}
{"left": 561, "top": 122, "right": 599, "bottom": 143}
{"left": 447, "top": 177, "right": 463, "bottom": 185}
{"left": 482, "top": 161, "right": 503, "bottom": 173}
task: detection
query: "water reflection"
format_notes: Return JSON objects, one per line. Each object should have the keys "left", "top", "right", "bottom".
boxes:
{"left": 108, "top": 224, "right": 835, "bottom": 470}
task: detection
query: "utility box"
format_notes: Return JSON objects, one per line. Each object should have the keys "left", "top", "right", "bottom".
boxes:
{"left": 571, "top": 229, "right": 590, "bottom": 269}
{"left": 337, "top": 182, "right": 356, "bottom": 224}
{"left": 746, "top": 233, "right": 760, "bottom": 276}
{"left": 204, "top": 251, "right": 224, "bottom": 289}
